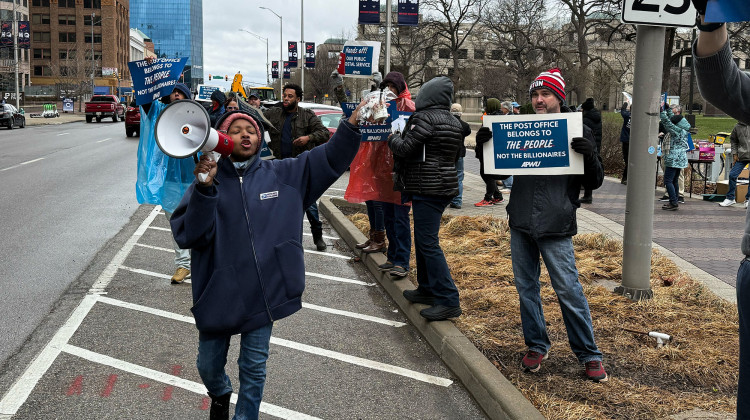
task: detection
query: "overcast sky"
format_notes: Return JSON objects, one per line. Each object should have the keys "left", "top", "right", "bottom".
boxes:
{"left": 202, "top": 0, "right": 359, "bottom": 90}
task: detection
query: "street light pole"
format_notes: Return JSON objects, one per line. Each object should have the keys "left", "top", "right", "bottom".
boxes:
{"left": 12, "top": 0, "right": 19, "bottom": 109}
{"left": 260, "top": 7, "right": 282, "bottom": 99}
{"left": 238, "top": 29, "right": 269, "bottom": 85}
{"left": 300, "top": 0, "right": 304, "bottom": 94}
{"left": 91, "top": 13, "right": 95, "bottom": 95}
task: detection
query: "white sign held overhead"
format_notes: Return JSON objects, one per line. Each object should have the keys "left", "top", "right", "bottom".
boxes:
{"left": 621, "top": 0, "right": 697, "bottom": 28}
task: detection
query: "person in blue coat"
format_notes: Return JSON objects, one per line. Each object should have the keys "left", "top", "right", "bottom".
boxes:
{"left": 136, "top": 82, "right": 196, "bottom": 284}
{"left": 659, "top": 102, "right": 691, "bottom": 211}
{"left": 170, "top": 105, "right": 363, "bottom": 420}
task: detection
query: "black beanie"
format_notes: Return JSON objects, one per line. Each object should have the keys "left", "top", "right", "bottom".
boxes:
{"left": 582, "top": 98, "right": 594, "bottom": 111}
{"left": 380, "top": 71, "right": 406, "bottom": 95}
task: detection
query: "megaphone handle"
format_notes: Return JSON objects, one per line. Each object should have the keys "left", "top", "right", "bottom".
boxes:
{"left": 196, "top": 151, "right": 222, "bottom": 185}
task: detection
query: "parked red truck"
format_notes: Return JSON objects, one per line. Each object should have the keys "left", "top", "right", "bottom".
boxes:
{"left": 85, "top": 95, "right": 125, "bottom": 123}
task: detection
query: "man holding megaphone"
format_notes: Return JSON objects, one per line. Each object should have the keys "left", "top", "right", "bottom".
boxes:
{"left": 169, "top": 103, "right": 364, "bottom": 419}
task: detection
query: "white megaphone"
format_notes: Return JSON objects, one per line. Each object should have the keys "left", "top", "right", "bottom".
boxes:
{"left": 155, "top": 99, "right": 234, "bottom": 183}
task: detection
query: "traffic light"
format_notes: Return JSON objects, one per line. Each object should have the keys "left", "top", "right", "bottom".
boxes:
{"left": 225, "top": 75, "right": 228, "bottom": 81}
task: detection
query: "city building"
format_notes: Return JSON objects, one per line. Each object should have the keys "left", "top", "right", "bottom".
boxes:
{"left": 28, "top": 0, "right": 131, "bottom": 98}
{"left": 129, "top": 0, "right": 203, "bottom": 90}
{"left": 0, "top": 0, "right": 30, "bottom": 103}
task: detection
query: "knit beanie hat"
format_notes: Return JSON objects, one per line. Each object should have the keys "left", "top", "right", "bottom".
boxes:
{"left": 217, "top": 110, "right": 263, "bottom": 142}
{"left": 529, "top": 68, "right": 566, "bottom": 103}
{"left": 380, "top": 71, "right": 406, "bottom": 95}
{"left": 582, "top": 97, "right": 595, "bottom": 111}
{"left": 450, "top": 103, "right": 462, "bottom": 116}
{"left": 486, "top": 98, "right": 501, "bottom": 114}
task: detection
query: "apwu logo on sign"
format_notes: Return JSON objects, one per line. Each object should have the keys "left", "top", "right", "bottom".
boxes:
{"left": 621, "top": 0, "right": 696, "bottom": 28}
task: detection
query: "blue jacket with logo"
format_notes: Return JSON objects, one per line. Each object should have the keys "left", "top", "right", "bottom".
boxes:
{"left": 170, "top": 120, "right": 360, "bottom": 335}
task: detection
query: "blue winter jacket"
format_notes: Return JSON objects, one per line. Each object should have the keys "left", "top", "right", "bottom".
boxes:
{"left": 660, "top": 108, "right": 690, "bottom": 169}
{"left": 170, "top": 120, "right": 360, "bottom": 335}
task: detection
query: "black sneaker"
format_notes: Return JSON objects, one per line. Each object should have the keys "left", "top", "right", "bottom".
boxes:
{"left": 449, "top": 203, "right": 461, "bottom": 209}
{"left": 403, "top": 289, "right": 436, "bottom": 305}
{"left": 658, "top": 194, "right": 670, "bottom": 202}
{"left": 678, "top": 195, "right": 685, "bottom": 204}
{"left": 389, "top": 265, "right": 408, "bottom": 278}
{"left": 378, "top": 261, "right": 394, "bottom": 271}
{"left": 579, "top": 196, "right": 592, "bottom": 204}
{"left": 661, "top": 203, "right": 679, "bottom": 211}
{"left": 420, "top": 305, "right": 462, "bottom": 321}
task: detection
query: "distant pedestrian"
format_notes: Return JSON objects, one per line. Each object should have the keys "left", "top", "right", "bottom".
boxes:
{"left": 659, "top": 101, "right": 690, "bottom": 211}
{"left": 620, "top": 102, "right": 631, "bottom": 184}
{"left": 720, "top": 122, "right": 750, "bottom": 207}
{"left": 474, "top": 98, "right": 504, "bottom": 207}
{"left": 580, "top": 97, "right": 602, "bottom": 203}
{"left": 209, "top": 89, "right": 226, "bottom": 127}
{"left": 476, "top": 68, "right": 608, "bottom": 382}
{"left": 450, "top": 103, "right": 470, "bottom": 209}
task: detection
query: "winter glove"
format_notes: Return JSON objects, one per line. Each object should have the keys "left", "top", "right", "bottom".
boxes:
{"left": 571, "top": 137, "right": 595, "bottom": 157}
{"left": 691, "top": 0, "right": 707, "bottom": 14}
{"left": 475, "top": 127, "right": 493, "bottom": 146}
{"left": 330, "top": 70, "right": 343, "bottom": 88}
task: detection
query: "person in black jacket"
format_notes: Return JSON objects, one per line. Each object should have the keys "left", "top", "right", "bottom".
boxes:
{"left": 476, "top": 68, "right": 608, "bottom": 382}
{"left": 580, "top": 98, "right": 602, "bottom": 203}
{"left": 389, "top": 76, "right": 463, "bottom": 321}
{"left": 450, "top": 103, "right": 470, "bottom": 209}
{"left": 209, "top": 89, "right": 226, "bottom": 127}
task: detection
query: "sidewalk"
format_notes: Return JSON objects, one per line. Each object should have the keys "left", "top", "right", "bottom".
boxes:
{"left": 25, "top": 112, "right": 85, "bottom": 126}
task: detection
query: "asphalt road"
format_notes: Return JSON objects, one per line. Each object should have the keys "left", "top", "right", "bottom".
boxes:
{"left": 0, "top": 120, "right": 139, "bottom": 368}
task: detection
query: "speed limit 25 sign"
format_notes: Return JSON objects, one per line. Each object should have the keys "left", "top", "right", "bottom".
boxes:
{"left": 621, "top": 0, "right": 697, "bottom": 27}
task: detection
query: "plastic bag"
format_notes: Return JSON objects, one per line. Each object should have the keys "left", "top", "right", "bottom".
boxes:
{"left": 135, "top": 100, "right": 197, "bottom": 213}
{"left": 358, "top": 90, "right": 397, "bottom": 124}
{"left": 345, "top": 141, "right": 403, "bottom": 205}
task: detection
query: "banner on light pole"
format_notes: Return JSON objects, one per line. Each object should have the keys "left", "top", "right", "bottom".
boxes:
{"left": 0, "top": 22, "right": 11, "bottom": 48}
{"left": 283, "top": 61, "right": 290, "bottom": 79}
{"left": 17, "top": 21, "right": 29, "bottom": 49}
{"left": 305, "top": 42, "right": 315, "bottom": 68}
{"left": 288, "top": 41, "right": 298, "bottom": 68}
{"left": 272, "top": 61, "right": 279, "bottom": 79}
{"left": 358, "top": 0, "right": 380, "bottom": 25}
{"left": 398, "top": 0, "right": 419, "bottom": 26}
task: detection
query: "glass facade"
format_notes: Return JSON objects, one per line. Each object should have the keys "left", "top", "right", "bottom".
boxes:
{"left": 129, "top": 0, "right": 203, "bottom": 89}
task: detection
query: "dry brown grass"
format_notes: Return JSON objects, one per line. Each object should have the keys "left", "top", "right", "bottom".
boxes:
{"left": 347, "top": 212, "right": 738, "bottom": 419}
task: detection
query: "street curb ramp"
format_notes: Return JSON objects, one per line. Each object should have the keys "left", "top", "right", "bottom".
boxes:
{"left": 320, "top": 196, "right": 545, "bottom": 420}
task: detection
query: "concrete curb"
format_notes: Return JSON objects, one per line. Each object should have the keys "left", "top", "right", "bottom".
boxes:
{"left": 319, "top": 196, "right": 544, "bottom": 420}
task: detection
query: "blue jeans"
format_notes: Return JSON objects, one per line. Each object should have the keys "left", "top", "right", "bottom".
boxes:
{"left": 306, "top": 202, "right": 322, "bottom": 231}
{"left": 164, "top": 211, "right": 190, "bottom": 269}
{"left": 197, "top": 323, "right": 273, "bottom": 420}
{"left": 383, "top": 202, "right": 411, "bottom": 268}
{"left": 510, "top": 229, "right": 602, "bottom": 363}
{"left": 663, "top": 167, "right": 680, "bottom": 205}
{"left": 451, "top": 157, "right": 464, "bottom": 206}
{"left": 726, "top": 161, "right": 750, "bottom": 201}
{"left": 738, "top": 259, "right": 750, "bottom": 418}
{"left": 365, "top": 200, "right": 385, "bottom": 231}
{"left": 412, "top": 197, "right": 459, "bottom": 307}
{"left": 504, "top": 175, "right": 514, "bottom": 189}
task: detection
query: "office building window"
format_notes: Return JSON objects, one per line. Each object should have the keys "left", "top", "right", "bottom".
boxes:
{"left": 438, "top": 48, "right": 450, "bottom": 59}
{"left": 58, "top": 0, "right": 75, "bottom": 6}
{"left": 84, "top": 34, "right": 102, "bottom": 43}
{"left": 33, "top": 48, "right": 50, "bottom": 59}
{"left": 59, "top": 32, "right": 76, "bottom": 43}
{"left": 31, "top": 14, "right": 50, "bottom": 25}
{"left": 457, "top": 49, "right": 468, "bottom": 59}
{"left": 32, "top": 0, "right": 50, "bottom": 5}
{"left": 33, "top": 66, "right": 51, "bottom": 76}
{"left": 58, "top": 15, "right": 75, "bottom": 25}
{"left": 32, "top": 32, "right": 50, "bottom": 42}
{"left": 83, "top": 15, "right": 102, "bottom": 26}
{"left": 491, "top": 50, "right": 502, "bottom": 60}
{"left": 83, "top": 0, "right": 101, "bottom": 8}
{"left": 59, "top": 50, "right": 76, "bottom": 60}
{"left": 474, "top": 49, "right": 485, "bottom": 60}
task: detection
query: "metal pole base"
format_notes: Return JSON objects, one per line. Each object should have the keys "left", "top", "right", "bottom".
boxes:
{"left": 614, "top": 285, "right": 653, "bottom": 301}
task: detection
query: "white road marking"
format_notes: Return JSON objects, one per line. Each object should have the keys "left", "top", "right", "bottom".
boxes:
{"left": 0, "top": 295, "right": 98, "bottom": 416}
{"left": 327, "top": 187, "right": 346, "bottom": 192}
{"left": 96, "top": 296, "right": 449, "bottom": 386}
{"left": 119, "top": 265, "right": 172, "bottom": 280}
{"left": 304, "top": 249, "right": 350, "bottom": 259}
{"left": 302, "top": 302, "right": 406, "bottom": 327}
{"left": 148, "top": 226, "right": 171, "bottom": 232}
{"left": 321, "top": 194, "right": 344, "bottom": 199}
{"left": 0, "top": 158, "right": 44, "bottom": 172}
{"left": 97, "top": 137, "right": 112, "bottom": 143}
{"left": 135, "top": 242, "right": 173, "bottom": 253}
{"left": 302, "top": 232, "right": 340, "bottom": 240}
{"left": 272, "top": 338, "right": 453, "bottom": 387}
{"left": 56, "top": 132, "right": 69, "bottom": 136}
{"left": 98, "top": 296, "right": 194, "bottom": 323}
{"left": 305, "top": 271, "right": 374, "bottom": 286}
{"left": 62, "top": 344, "right": 320, "bottom": 420}
{"left": 90, "top": 206, "right": 162, "bottom": 294}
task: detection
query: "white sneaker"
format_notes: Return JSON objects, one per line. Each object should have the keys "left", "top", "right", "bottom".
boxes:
{"left": 719, "top": 198, "right": 736, "bottom": 207}
{"left": 745, "top": 201, "right": 748, "bottom": 209}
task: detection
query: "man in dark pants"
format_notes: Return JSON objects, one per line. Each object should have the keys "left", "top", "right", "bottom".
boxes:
{"left": 264, "top": 83, "right": 331, "bottom": 250}
{"left": 620, "top": 102, "right": 631, "bottom": 185}
{"left": 692, "top": 0, "right": 750, "bottom": 415}
{"left": 580, "top": 98, "right": 601, "bottom": 203}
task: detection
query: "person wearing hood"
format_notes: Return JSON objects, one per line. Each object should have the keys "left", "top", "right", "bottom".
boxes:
{"left": 580, "top": 98, "right": 602, "bottom": 203}
{"left": 659, "top": 101, "right": 691, "bottom": 211}
{"left": 170, "top": 105, "right": 364, "bottom": 420}
{"left": 475, "top": 68, "right": 608, "bottom": 383}
{"left": 389, "top": 75, "right": 463, "bottom": 321}
{"left": 209, "top": 89, "right": 226, "bottom": 127}
{"left": 475, "top": 98, "right": 505, "bottom": 206}
{"left": 136, "top": 81, "right": 196, "bottom": 284}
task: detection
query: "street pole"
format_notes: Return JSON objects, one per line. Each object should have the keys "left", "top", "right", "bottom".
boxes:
{"left": 300, "top": 0, "right": 304, "bottom": 96}
{"left": 385, "top": 0, "right": 392, "bottom": 74}
{"left": 91, "top": 13, "right": 95, "bottom": 95}
{"left": 688, "top": 29, "right": 696, "bottom": 117}
{"left": 12, "top": 0, "right": 19, "bottom": 109}
{"left": 615, "top": 24, "right": 665, "bottom": 301}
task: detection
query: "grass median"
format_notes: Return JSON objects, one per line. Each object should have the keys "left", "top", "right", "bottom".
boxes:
{"left": 348, "top": 212, "right": 737, "bottom": 419}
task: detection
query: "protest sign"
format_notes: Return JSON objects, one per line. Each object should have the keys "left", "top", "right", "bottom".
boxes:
{"left": 342, "top": 101, "right": 410, "bottom": 142}
{"left": 337, "top": 41, "right": 381, "bottom": 78}
{"left": 706, "top": 0, "right": 749, "bottom": 23}
{"left": 127, "top": 57, "right": 188, "bottom": 106}
{"left": 196, "top": 85, "right": 220, "bottom": 101}
{"left": 482, "top": 113, "right": 584, "bottom": 175}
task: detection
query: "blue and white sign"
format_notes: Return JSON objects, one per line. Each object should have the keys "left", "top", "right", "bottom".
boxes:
{"left": 127, "top": 57, "right": 188, "bottom": 106}
{"left": 706, "top": 0, "right": 750, "bottom": 23}
{"left": 196, "top": 85, "right": 221, "bottom": 101}
{"left": 482, "top": 114, "right": 584, "bottom": 175}
{"left": 340, "top": 41, "right": 381, "bottom": 78}
{"left": 342, "top": 101, "right": 410, "bottom": 142}
{"left": 62, "top": 98, "right": 74, "bottom": 112}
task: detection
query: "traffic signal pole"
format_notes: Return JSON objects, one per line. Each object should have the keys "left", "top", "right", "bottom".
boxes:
{"left": 615, "top": 24, "right": 665, "bottom": 301}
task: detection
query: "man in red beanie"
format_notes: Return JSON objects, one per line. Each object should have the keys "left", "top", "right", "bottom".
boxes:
{"left": 475, "top": 68, "right": 608, "bottom": 382}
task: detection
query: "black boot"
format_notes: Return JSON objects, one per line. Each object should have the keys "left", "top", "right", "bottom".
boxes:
{"left": 311, "top": 227, "right": 326, "bottom": 251}
{"left": 209, "top": 392, "right": 231, "bottom": 420}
